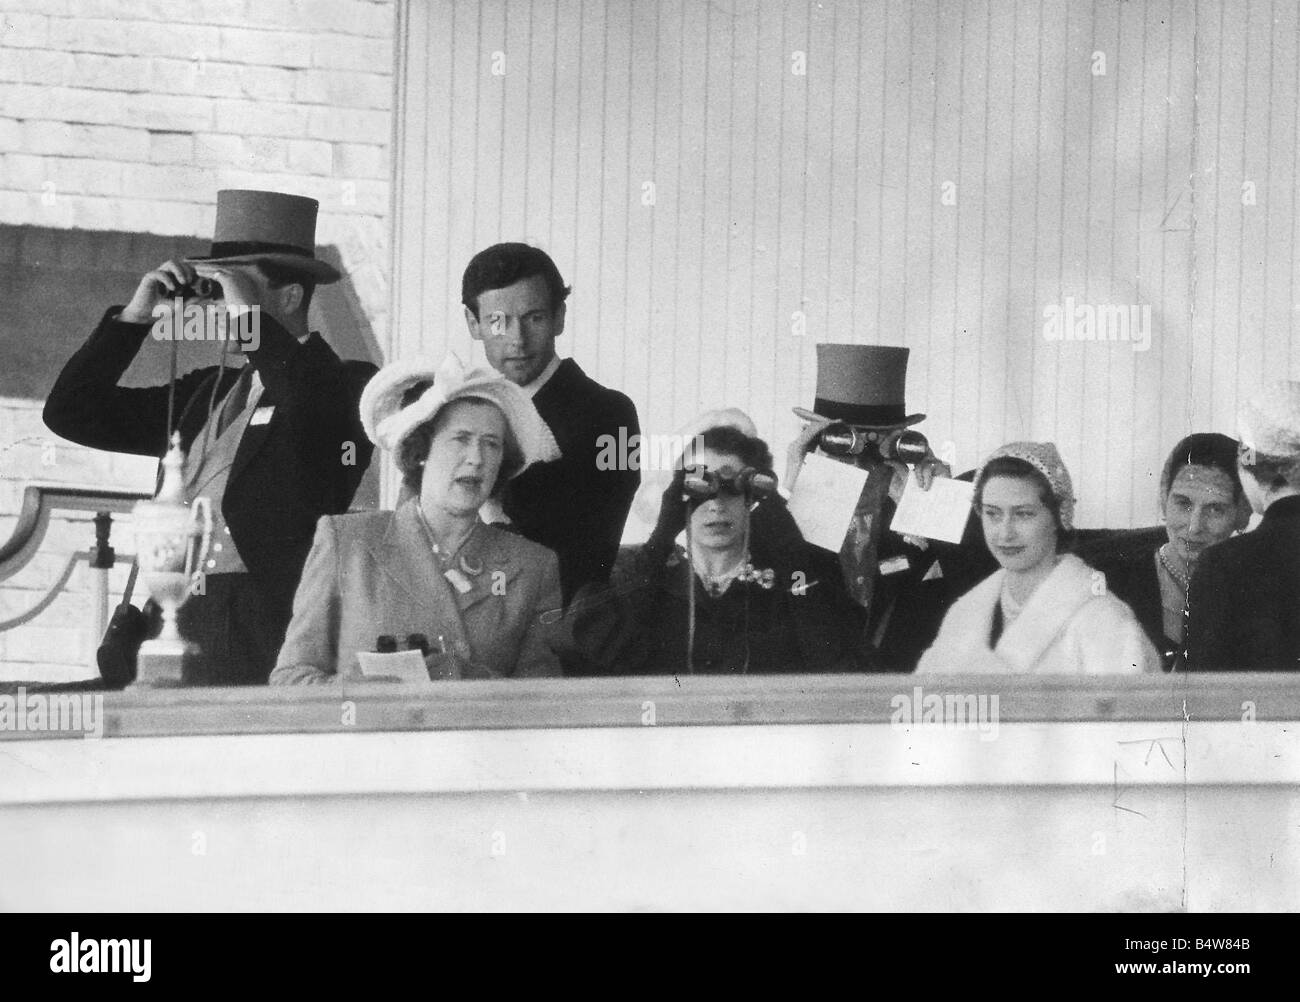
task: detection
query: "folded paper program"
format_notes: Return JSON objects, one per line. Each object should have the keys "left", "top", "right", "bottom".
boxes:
{"left": 357, "top": 650, "right": 432, "bottom": 685}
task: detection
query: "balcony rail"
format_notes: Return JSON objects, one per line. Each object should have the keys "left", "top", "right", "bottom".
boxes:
{"left": 0, "top": 482, "right": 151, "bottom": 654}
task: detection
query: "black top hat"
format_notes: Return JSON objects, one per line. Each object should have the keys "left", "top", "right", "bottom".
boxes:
{"left": 185, "top": 189, "right": 341, "bottom": 284}
{"left": 792, "top": 344, "right": 926, "bottom": 428}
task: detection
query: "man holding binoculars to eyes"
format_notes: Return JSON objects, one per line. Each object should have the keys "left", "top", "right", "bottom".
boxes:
{"left": 43, "top": 190, "right": 376, "bottom": 686}
{"left": 785, "top": 344, "right": 978, "bottom": 672}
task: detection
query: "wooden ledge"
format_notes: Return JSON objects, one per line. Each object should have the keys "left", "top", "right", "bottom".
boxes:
{"left": 2, "top": 672, "right": 1298, "bottom": 741}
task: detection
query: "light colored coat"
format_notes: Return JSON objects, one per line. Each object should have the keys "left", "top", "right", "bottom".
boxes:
{"left": 916, "top": 553, "right": 1160, "bottom": 674}
{"left": 271, "top": 501, "right": 563, "bottom": 682}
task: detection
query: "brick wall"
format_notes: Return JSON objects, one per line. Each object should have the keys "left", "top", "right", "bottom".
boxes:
{"left": 0, "top": 0, "right": 397, "bottom": 680}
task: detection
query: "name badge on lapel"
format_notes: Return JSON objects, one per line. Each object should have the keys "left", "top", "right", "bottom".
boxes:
{"left": 250, "top": 405, "right": 275, "bottom": 426}
{"left": 444, "top": 568, "right": 473, "bottom": 594}
{"left": 879, "top": 555, "right": 910, "bottom": 576}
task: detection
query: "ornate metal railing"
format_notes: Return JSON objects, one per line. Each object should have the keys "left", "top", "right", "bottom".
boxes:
{"left": 0, "top": 483, "right": 152, "bottom": 654}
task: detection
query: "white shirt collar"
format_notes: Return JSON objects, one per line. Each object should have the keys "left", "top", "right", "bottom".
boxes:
{"left": 520, "top": 354, "right": 562, "bottom": 398}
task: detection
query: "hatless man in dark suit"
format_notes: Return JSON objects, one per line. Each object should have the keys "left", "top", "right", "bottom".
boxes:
{"left": 1186, "top": 382, "right": 1300, "bottom": 671}
{"left": 462, "top": 243, "right": 640, "bottom": 603}
{"left": 44, "top": 190, "right": 376, "bottom": 686}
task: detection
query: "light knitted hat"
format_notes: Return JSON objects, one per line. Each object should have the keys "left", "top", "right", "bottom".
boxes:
{"left": 976, "top": 441, "right": 1077, "bottom": 530}
{"left": 359, "top": 354, "right": 561, "bottom": 473}
{"left": 1239, "top": 381, "right": 1300, "bottom": 458}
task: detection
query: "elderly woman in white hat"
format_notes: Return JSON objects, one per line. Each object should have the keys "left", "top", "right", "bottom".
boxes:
{"left": 1187, "top": 381, "right": 1300, "bottom": 671}
{"left": 917, "top": 442, "right": 1159, "bottom": 674}
{"left": 271, "top": 355, "right": 564, "bottom": 683}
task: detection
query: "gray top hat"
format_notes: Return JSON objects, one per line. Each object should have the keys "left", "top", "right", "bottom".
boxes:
{"left": 185, "top": 189, "right": 341, "bottom": 284}
{"left": 793, "top": 344, "right": 926, "bottom": 428}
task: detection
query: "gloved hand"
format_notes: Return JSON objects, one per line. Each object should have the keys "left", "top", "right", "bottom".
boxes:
{"left": 748, "top": 483, "right": 805, "bottom": 572}
{"left": 785, "top": 417, "right": 830, "bottom": 491}
{"left": 885, "top": 451, "right": 952, "bottom": 503}
{"left": 648, "top": 466, "right": 691, "bottom": 550}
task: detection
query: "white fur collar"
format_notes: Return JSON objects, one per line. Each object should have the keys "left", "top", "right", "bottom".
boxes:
{"left": 955, "top": 554, "right": 1100, "bottom": 671}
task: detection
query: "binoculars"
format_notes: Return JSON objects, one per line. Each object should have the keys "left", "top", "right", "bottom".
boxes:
{"left": 375, "top": 633, "right": 431, "bottom": 655}
{"left": 817, "top": 424, "right": 930, "bottom": 464}
{"left": 682, "top": 464, "right": 777, "bottom": 501}
{"left": 177, "top": 276, "right": 223, "bottom": 300}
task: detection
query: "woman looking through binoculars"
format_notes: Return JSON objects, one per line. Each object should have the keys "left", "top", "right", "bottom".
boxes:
{"left": 557, "top": 417, "right": 864, "bottom": 675}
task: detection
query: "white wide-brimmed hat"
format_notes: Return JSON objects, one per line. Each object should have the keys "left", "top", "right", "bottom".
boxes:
{"left": 359, "top": 354, "right": 561, "bottom": 472}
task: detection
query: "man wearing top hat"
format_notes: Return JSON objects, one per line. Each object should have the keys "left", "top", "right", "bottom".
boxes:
{"left": 44, "top": 189, "right": 377, "bottom": 686}
{"left": 786, "top": 344, "right": 993, "bottom": 672}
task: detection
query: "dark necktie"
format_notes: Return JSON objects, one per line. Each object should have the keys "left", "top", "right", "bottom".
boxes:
{"left": 839, "top": 462, "right": 895, "bottom": 613}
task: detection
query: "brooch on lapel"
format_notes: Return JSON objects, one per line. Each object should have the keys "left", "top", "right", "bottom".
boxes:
{"left": 738, "top": 564, "right": 776, "bottom": 590}
{"left": 700, "top": 560, "right": 775, "bottom": 597}
{"left": 444, "top": 553, "right": 482, "bottom": 595}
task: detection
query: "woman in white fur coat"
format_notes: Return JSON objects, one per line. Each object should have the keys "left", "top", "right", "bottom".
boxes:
{"left": 916, "top": 442, "right": 1159, "bottom": 675}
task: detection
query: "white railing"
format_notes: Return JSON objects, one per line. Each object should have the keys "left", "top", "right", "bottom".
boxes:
{"left": 0, "top": 483, "right": 151, "bottom": 663}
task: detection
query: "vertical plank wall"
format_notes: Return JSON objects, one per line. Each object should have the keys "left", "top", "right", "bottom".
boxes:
{"left": 390, "top": 0, "right": 1299, "bottom": 529}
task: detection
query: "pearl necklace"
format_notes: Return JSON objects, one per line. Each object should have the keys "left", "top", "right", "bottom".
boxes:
{"left": 694, "top": 555, "right": 776, "bottom": 596}
{"left": 1157, "top": 544, "right": 1190, "bottom": 593}
{"left": 697, "top": 557, "right": 748, "bottom": 597}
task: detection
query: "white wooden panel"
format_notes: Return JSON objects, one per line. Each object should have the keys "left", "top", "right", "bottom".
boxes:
{"left": 1153, "top": 0, "right": 1198, "bottom": 491}
{"left": 1263, "top": 0, "right": 1299, "bottom": 391}
{"left": 748, "top": 1, "right": 785, "bottom": 443}
{"left": 392, "top": 0, "right": 1300, "bottom": 526}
